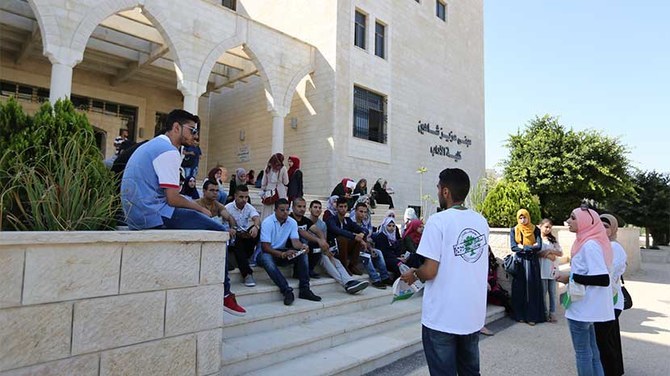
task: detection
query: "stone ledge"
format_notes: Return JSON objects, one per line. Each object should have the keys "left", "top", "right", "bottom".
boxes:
{"left": 0, "top": 230, "right": 229, "bottom": 246}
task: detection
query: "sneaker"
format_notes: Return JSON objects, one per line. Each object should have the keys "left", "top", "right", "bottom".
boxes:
{"left": 248, "top": 259, "right": 256, "bottom": 268}
{"left": 223, "top": 294, "right": 246, "bottom": 316}
{"left": 283, "top": 290, "right": 295, "bottom": 306}
{"left": 372, "top": 281, "right": 387, "bottom": 289}
{"left": 383, "top": 278, "right": 395, "bottom": 286}
{"left": 299, "top": 289, "right": 322, "bottom": 302}
{"left": 345, "top": 280, "right": 369, "bottom": 294}
{"left": 243, "top": 274, "right": 256, "bottom": 287}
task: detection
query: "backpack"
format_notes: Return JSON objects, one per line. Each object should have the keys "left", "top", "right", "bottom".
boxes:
{"left": 503, "top": 253, "right": 520, "bottom": 276}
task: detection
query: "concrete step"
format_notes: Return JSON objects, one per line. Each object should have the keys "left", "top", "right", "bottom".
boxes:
{"left": 222, "top": 299, "right": 423, "bottom": 375}
{"left": 245, "top": 305, "right": 507, "bottom": 376}
{"left": 229, "top": 272, "right": 346, "bottom": 307}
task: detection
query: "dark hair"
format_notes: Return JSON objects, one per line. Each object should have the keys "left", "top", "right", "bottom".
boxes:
{"left": 310, "top": 200, "right": 322, "bottom": 208}
{"left": 162, "top": 109, "right": 200, "bottom": 134}
{"left": 207, "top": 167, "right": 222, "bottom": 183}
{"left": 355, "top": 202, "right": 368, "bottom": 211}
{"left": 235, "top": 184, "right": 249, "bottom": 194}
{"left": 293, "top": 197, "right": 306, "bottom": 205}
{"left": 203, "top": 180, "right": 217, "bottom": 191}
{"left": 539, "top": 218, "right": 557, "bottom": 244}
{"left": 275, "top": 198, "right": 290, "bottom": 209}
{"left": 438, "top": 168, "right": 470, "bottom": 202}
{"left": 336, "top": 196, "right": 348, "bottom": 206}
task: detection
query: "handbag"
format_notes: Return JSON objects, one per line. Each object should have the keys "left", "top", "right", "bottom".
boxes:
{"left": 261, "top": 188, "right": 279, "bottom": 205}
{"left": 621, "top": 276, "right": 633, "bottom": 310}
{"left": 503, "top": 253, "right": 520, "bottom": 276}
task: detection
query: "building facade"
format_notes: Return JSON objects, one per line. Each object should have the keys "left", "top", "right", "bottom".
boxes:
{"left": 0, "top": 0, "right": 484, "bottom": 214}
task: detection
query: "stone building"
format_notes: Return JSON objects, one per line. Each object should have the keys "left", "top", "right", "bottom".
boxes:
{"left": 0, "top": 0, "right": 484, "bottom": 214}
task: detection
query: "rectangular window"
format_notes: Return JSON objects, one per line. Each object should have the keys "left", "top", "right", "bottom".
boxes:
{"left": 374, "top": 22, "right": 385, "bottom": 58}
{"left": 436, "top": 1, "right": 447, "bottom": 21}
{"left": 354, "top": 11, "right": 366, "bottom": 49}
{"left": 221, "top": 0, "right": 236, "bottom": 11}
{"left": 353, "top": 86, "right": 386, "bottom": 144}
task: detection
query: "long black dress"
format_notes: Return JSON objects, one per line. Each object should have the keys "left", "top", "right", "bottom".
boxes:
{"left": 509, "top": 226, "right": 546, "bottom": 323}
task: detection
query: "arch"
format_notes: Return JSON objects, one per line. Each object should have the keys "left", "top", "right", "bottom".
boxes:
{"left": 234, "top": 43, "right": 278, "bottom": 111}
{"left": 67, "top": 0, "right": 184, "bottom": 75}
{"left": 197, "top": 34, "right": 245, "bottom": 90}
{"left": 280, "top": 60, "right": 315, "bottom": 113}
{"left": 26, "top": 0, "right": 56, "bottom": 57}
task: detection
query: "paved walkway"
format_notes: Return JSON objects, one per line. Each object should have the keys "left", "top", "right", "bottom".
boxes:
{"left": 367, "top": 256, "right": 670, "bottom": 376}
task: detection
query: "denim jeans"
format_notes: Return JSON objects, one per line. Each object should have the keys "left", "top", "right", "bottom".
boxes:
{"left": 256, "top": 250, "right": 310, "bottom": 294}
{"left": 567, "top": 319, "right": 605, "bottom": 376}
{"left": 362, "top": 249, "right": 390, "bottom": 282}
{"left": 422, "top": 325, "right": 480, "bottom": 376}
{"left": 542, "top": 278, "right": 557, "bottom": 314}
{"left": 162, "top": 208, "right": 231, "bottom": 297}
{"left": 182, "top": 166, "right": 198, "bottom": 179}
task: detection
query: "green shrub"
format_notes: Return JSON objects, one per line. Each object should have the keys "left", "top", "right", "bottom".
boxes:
{"left": 479, "top": 180, "right": 542, "bottom": 228}
{"left": 0, "top": 98, "right": 118, "bottom": 231}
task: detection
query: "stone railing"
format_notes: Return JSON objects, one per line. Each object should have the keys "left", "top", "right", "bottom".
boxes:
{"left": 0, "top": 231, "right": 228, "bottom": 375}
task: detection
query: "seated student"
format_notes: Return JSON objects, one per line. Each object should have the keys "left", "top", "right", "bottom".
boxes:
{"left": 371, "top": 217, "right": 409, "bottom": 279}
{"left": 204, "top": 167, "right": 228, "bottom": 204}
{"left": 227, "top": 168, "right": 250, "bottom": 204}
{"left": 195, "top": 181, "right": 237, "bottom": 231}
{"left": 292, "top": 198, "right": 369, "bottom": 294}
{"left": 224, "top": 184, "right": 260, "bottom": 287}
{"left": 351, "top": 202, "right": 392, "bottom": 289}
{"left": 372, "top": 178, "right": 394, "bottom": 209}
{"left": 401, "top": 219, "right": 426, "bottom": 269}
{"left": 326, "top": 196, "right": 368, "bottom": 275}
{"left": 180, "top": 176, "right": 200, "bottom": 200}
{"left": 331, "top": 178, "right": 357, "bottom": 209}
{"left": 306, "top": 200, "right": 328, "bottom": 275}
{"left": 258, "top": 199, "right": 322, "bottom": 306}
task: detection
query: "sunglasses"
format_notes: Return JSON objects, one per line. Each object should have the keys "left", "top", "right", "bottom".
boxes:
{"left": 181, "top": 123, "right": 199, "bottom": 135}
{"left": 580, "top": 203, "right": 595, "bottom": 225}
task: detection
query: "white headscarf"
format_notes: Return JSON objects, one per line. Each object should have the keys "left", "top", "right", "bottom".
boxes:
{"left": 404, "top": 208, "right": 418, "bottom": 223}
{"left": 377, "top": 216, "right": 397, "bottom": 243}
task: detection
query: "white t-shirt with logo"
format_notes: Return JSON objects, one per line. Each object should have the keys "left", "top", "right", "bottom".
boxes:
{"left": 611, "top": 241, "right": 627, "bottom": 311}
{"left": 417, "top": 208, "right": 489, "bottom": 335}
{"left": 566, "top": 240, "right": 615, "bottom": 322}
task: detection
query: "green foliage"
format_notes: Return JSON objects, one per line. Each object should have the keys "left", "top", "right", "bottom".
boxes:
{"left": 0, "top": 98, "right": 118, "bottom": 231}
{"left": 468, "top": 175, "right": 498, "bottom": 214}
{"left": 503, "top": 115, "right": 635, "bottom": 222}
{"left": 479, "top": 180, "right": 541, "bottom": 228}
{"left": 609, "top": 170, "right": 670, "bottom": 247}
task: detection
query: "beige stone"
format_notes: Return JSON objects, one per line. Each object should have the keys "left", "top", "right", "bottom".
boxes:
{"left": 197, "top": 329, "right": 223, "bottom": 376}
{"left": 165, "top": 285, "right": 224, "bottom": 337}
{"left": 120, "top": 242, "right": 200, "bottom": 293}
{"left": 0, "top": 354, "right": 99, "bottom": 376}
{"left": 72, "top": 291, "right": 165, "bottom": 354}
{"left": 100, "top": 335, "right": 196, "bottom": 376}
{"left": 0, "top": 304, "right": 72, "bottom": 372}
{"left": 0, "top": 249, "right": 24, "bottom": 308}
{"left": 200, "top": 242, "right": 226, "bottom": 285}
{"left": 23, "top": 244, "right": 121, "bottom": 305}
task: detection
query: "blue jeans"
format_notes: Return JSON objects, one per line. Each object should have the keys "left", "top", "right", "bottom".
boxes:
{"left": 567, "top": 319, "right": 605, "bottom": 376}
{"left": 362, "top": 249, "right": 390, "bottom": 282}
{"left": 182, "top": 166, "right": 198, "bottom": 179}
{"left": 256, "top": 250, "right": 310, "bottom": 294}
{"left": 542, "top": 278, "right": 557, "bottom": 314}
{"left": 162, "top": 208, "right": 232, "bottom": 297}
{"left": 422, "top": 325, "right": 480, "bottom": 376}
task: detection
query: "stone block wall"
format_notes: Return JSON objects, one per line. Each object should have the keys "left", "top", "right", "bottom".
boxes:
{"left": 0, "top": 231, "right": 228, "bottom": 376}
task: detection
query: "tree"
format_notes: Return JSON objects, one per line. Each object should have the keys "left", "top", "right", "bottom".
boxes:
{"left": 503, "top": 115, "right": 635, "bottom": 222}
{"left": 479, "top": 180, "right": 541, "bottom": 228}
{"left": 609, "top": 170, "right": 670, "bottom": 248}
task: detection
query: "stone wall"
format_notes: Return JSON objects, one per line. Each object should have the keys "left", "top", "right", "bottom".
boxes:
{"left": 0, "top": 231, "right": 228, "bottom": 376}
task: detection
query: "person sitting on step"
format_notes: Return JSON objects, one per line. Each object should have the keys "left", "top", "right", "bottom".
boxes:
{"left": 258, "top": 198, "right": 322, "bottom": 306}
{"left": 224, "top": 184, "right": 260, "bottom": 287}
{"left": 351, "top": 202, "right": 393, "bottom": 289}
{"left": 326, "top": 196, "right": 368, "bottom": 275}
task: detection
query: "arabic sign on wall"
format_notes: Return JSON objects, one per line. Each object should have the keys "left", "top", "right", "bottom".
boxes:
{"left": 416, "top": 121, "right": 472, "bottom": 162}
{"left": 237, "top": 144, "right": 250, "bottom": 163}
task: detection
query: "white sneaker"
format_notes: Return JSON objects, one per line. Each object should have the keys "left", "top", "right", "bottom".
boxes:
{"left": 244, "top": 274, "right": 256, "bottom": 287}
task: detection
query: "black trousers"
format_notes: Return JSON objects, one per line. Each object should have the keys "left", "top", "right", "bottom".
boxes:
{"left": 594, "top": 309, "right": 624, "bottom": 376}
{"left": 229, "top": 235, "right": 258, "bottom": 278}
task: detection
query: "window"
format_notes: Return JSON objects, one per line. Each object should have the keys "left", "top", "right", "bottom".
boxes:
{"left": 436, "top": 1, "right": 447, "bottom": 21}
{"left": 353, "top": 86, "right": 386, "bottom": 144}
{"left": 221, "top": 0, "right": 236, "bottom": 11}
{"left": 374, "top": 22, "right": 385, "bottom": 58}
{"left": 354, "top": 11, "right": 366, "bottom": 49}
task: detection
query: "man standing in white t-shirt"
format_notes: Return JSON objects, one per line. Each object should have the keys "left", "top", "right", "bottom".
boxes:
{"left": 401, "top": 168, "right": 489, "bottom": 376}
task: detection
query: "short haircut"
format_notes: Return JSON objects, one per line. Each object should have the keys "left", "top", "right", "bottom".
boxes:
{"left": 235, "top": 184, "right": 249, "bottom": 193}
{"left": 438, "top": 168, "right": 470, "bottom": 202}
{"left": 162, "top": 109, "right": 200, "bottom": 134}
{"left": 203, "top": 180, "right": 217, "bottom": 191}
{"left": 275, "top": 198, "right": 290, "bottom": 209}
{"left": 293, "top": 197, "right": 306, "bottom": 205}
{"left": 310, "top": 200, "right": 322, "bottom": 208}
{"left": 355, "top": 202, "right": 368, "bottom": 211}
{"left": 336, "top": 196, "right": 348, "bottom": 206}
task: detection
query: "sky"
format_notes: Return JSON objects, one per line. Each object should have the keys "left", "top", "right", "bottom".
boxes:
{"left": 484, "top": 0, "right": 670, "bottom": 174}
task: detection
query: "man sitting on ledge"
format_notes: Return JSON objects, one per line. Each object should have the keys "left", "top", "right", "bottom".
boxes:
{"left": 120, "top": 109, "right": 246, "bottom": 317}
{"left": 259, "top": 198, "right": 322, "bottom": 306}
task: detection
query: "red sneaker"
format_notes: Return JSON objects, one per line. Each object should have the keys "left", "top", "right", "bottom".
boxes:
{"left": 224, "top": 293, "right": 247, "bottom": 316}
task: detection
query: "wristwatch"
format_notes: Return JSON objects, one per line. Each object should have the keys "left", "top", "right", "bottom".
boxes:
{"left": 413, "top": 270, "right": 424, "bottom": 283}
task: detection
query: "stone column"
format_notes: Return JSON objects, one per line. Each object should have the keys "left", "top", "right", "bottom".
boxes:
{"left": 46, "top": 48, "right": 82, "bottom": 104}
{"left": 178, "top": 80, "right": 206, "bottom": 115}
{"left": 271, "top": 111, "right": 286, "bottom": 154}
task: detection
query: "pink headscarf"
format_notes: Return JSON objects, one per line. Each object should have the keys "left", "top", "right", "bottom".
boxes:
{"left": 570, "top": 207, "right": 613, "bottom": 268}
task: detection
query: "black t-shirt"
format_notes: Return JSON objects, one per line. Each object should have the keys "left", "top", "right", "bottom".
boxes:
{"left": 290, "top": 214, "right": 313, "bottom": 244}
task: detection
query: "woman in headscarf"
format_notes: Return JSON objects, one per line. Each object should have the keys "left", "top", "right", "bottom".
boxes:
{"left": 372, "top": 178, "right": 394, "bottom": 208}
{"left": 482, "top": 246, "right": 513, "bottom": 336}
{"left": 260, "top": 153, "right": 289, "bottom": 220}
{"left": 509, "top": 208, "right": 545, "bottom": 325}
{"left": 372, "top": 217, "right": 404, "bottom": 278}
{"left": 331, "top": 178, "right": 355, "bottom": 204}
{"left": 594, "top": 213, "right": 627, "bottom": 376}
{"left": 401, "top": 218, "right": 425, "bottom": 269}
{"left": 286, "top": 155, "right": 303, "bottom": 204}
{"left": 322, "top": 195, "right": 339, "bottom": 223}
{"left": 402, "top": 207, "right": 418, "bottom": 234}
{"left": 352, "top": 179, "right": 374, "bottom": 208}
{"left": 556, "top": 206, "right": 614, "bottom": 376}
{"left": 227, "top": 168, "right": 250, "bottom": 204}
{"left": 180, "top": 176, "right": 200, "bottom": 200}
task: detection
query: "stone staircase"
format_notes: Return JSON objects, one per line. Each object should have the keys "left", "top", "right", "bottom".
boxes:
{"left": 223, "top": 266, "right": 506, "bottom": 375}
